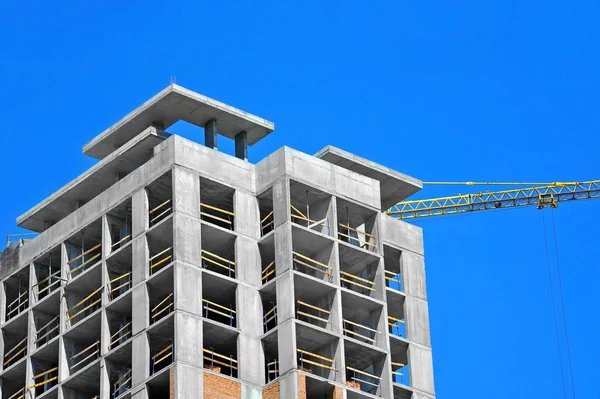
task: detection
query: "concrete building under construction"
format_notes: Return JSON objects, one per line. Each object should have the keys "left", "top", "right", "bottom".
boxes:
{"left": 0, "top": 85, "right": 435, "bottom": 399}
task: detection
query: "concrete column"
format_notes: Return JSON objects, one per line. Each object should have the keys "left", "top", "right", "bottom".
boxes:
{"left": 173, "top": 363, "right": 203, "bottom": 398}
{"left": 174, "top": 312, "right": 203, "bottom": 369}
{"left": 174, "top": 262, "right": 202, "bottom": 316}
{"left": 131, "top": 284, "right": 149, "bottom": 336}
{"left": 405, "top": 296, "right": 431, "bottom": 348}
{"left": 402, "top": 251, "right": 427, "bottom": 300}
{"left": 272, "top": 177, "right": 290, "bottom": 229}
{"left": 236, "top": 284, "right": 264, "bottom": 385}
{"left": 275, "top": 272, "right": 295, "bottom": 324}
{"left": 131, "top": 188, "right": 149, "bottom": 238}
{"left": 408, "top": 345, "right": 435, "bottom": 396}
{"left": 131, "top": 385, "right": 149, "bottom": 399}
{"left": 274, "top": 224, "right": 293, "bottom": 276}
{"left": 172, "top": 167, "right": 200, "bottom": 218}
{"left": 234, "top": 190, "right": 260, "bottom": 239}
{"left": 58, "top": 336, "right": 70, "bottom": 382}
{"left": 235, "top": 237, "right": 261, "bottom": 287}
{"left": 0, "top": 273, "right": 5, "bottom": 324}
{"left": 276, "top": 319, "right": 297, "bottom": 377}
{"left": 234, "top": 131, "right": 248, "bottom": 161}
{"left": 205, "top": 119, "right": 218, "bottom": 150}
{"left": 172, "top": 213, "right": 202, "bottom": 266}
{"left": 377, "top": 355, "right": 394, "bottom": 398}
{"left": 131, "top": 333, "right": 150, "bottom": 389}
{"left": 131, "top": 236, "right": 149, "bottom": 287}
{"left": 278, "top": 371, "right": 299, "bottom": 399}
{"left": 99, "top": 358, "right": 110, "bottom": 399}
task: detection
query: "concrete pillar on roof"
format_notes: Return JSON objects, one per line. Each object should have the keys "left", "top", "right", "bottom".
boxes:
{"left": 205, "top": 119, "right": 218, "bottom": 150}
{"left": 235, "top": 131, "right": 248, "bottom": 161}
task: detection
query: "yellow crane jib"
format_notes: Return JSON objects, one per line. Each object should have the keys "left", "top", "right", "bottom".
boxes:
{"left": 387, "top": 180, "right": 600, "bottom": 220}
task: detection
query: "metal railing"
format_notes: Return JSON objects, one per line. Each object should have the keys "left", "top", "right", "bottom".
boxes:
{"left": 291, "top": 206, "right": 330, "bottom": 235}
{"left": 70, "top": 341, "right": 100, "bottom": 371}
{"left": 263, "top": 305, "right": 277, "bottom": 333}
{"left": 346, "top": 366, "right": 381, "bottom": 393}
{"left": 35, "top": 316, "right": 59, "bottom": 347}
{"left": 340, "top": 270, "right": 375, "bottom": 295}
{"left": 68, "top": 243, "right": 102, "bottom": 277}
{"left": 391, "top": 362, "right": 409, "bottom": 386}
{"left": 338, "top": 223, "right": 377, "bottom": 250}
{"left": 149, "top": 247, "right": 173, "bottom": 275}
{"left": 292, "top": 251, "right": 333, "bottom": 281}
{"left": 151, "top": 344, "right": 174, "bottom": 374}
{"left": 108, "top": 272, "right": 132, "bottom": 300}
{"left": 266, "top": 359, "right": 279, "bottom": 382}
{"left": 385, "top": 270, "right": 402, "bottom": 292}
{"left": 66, "top": 287, "right": 103, "bottom": 325}
{"left": 31, "top": 367, "right": 58, "bottom": 395}
{"left": 201, "top": 249, "right": 235, "bottom": 278}
{"left": 261, "top": 260, "right": 276, "bottom": 283}
{"left": 33, "top": 270, "right": 61, "bottom": 299}
{"left": 297, "top": 349, "right": 336, "bottom": 374}
{"left": 151, "top": 293, "right": 173, "bottom": 324}
{"left": 200, "top": 202, "right": 234, "bottom": 230}
{"left": 149, "top": 199, "right": 172, "bottom": 226}
{"left": 110, "top": 322, "right": 132, "bottom": 350}
{"left": 203, "top": 348, "right": 237, "bottom": 376}
{"left": 203, "top": 299, "right": 236, "bottom": 327}
{"left": 260, "top": 211, "right": 274, "bottom": 236}
{"left": 6, "top": 291, "right": 28, "bottom": 320}
{"left": 113, "top": 369, "right": 132, "bottom": 398}
{"left": 296, "top": 300, "right": 331, "bottom": 327}
{"left": 3, "top": 337, "right": 27, "bottom": 367}
{"left": 6, "top": 387, "right": 25, "bottom": 399}
{"left": 343, "top": 319, "right": 379, "bottom": 345}
{"left": 111, "top": 234, "right": 131, "bottom": 251}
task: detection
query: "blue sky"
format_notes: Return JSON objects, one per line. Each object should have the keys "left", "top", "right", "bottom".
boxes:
{"left": 1, "top": 1, "right": 599, "bottom": 397}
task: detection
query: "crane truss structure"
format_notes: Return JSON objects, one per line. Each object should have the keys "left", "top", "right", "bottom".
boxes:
{"left": 387, "top": 180, "right": 600, "bottom": 220}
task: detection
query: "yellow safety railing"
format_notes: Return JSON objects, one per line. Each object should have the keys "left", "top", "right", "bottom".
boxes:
{"left": 66, "top": 287, "right": 103, "bottom": 324}
{"left": 6, "top": 387, "right": 25, "bottom": 399}
{"left": 203, "top": 299, "right": 236, "bottom": 326}
{"left": 292, "top": 251, "right": 333, "bottom": 279}
{"left": 113, "top": 369, "right": 132, "bottom": 396}
{"left": 111, "top": 234, "right": 132, "bottom": 250}
{"left": 388, "top": 316, "right": 406, "bottom": 338}
{"left": 151, "top": 293, "right": 173, "bottom": 324}
{"left": 266, "top": 360, "right": 279, "bottom": 382}
{"left": 261, "top": 211, "right": 274, "bottom": 236}
{"left": 151, "top": 344, "right": 174, "bottom": 374}
{"left": 340, "top": 270, "right": 375, "bottom": 293}
{"left": 338, "top": 223, "right": 377, "bottom": 250}
{"left": 149, "top": 199, "right": 172, "bottom": 226}
{"left": 3, "top": 337, "right": 27, "bottom": 367}
{"left": 110, "top": 322, "right": 132, "bottom": 349}
{"left": 68, "top": 243, "right": 102, "bottom": 276}
{"left": 201, "top": 249, "right": 235, "bottom": 277}
{"left": 391, "top": 361, "right": 406, "bottom": 379}
{"left": 296, "top": 300, "right": 331, "bottom": 326}
{"left": 30, "top": 367, "right": 58, "bottom": 392}
{"left": 200, "top": 202, "right": 235, "bottom": 229}
{"left": 261, "top": 260, "right": 276, "bottom": 283}
{"left": 263, "top": 305, "right": 277, "bottom": 332}
{"left": 107, "top": 272, "right": 132, "bottom": 300}
{"left": 33, "top": 270, "right": 61, "bottom": 299}
{"left": 70, "top": 341, "right": 100, "bottom": 371}
{"left": 290, "top": 206, "right": 330, "bottom": 234}
{"left": 35, "top": 316, "right": 59, "bottom": 347}
{"left": 6, "top": 291, "right": 28, "bottom": 320}
{"left": 203, "top": 348, "right": 238, "bottom": 376}
{"left": 150, "top": 246, "right": 173, "bottom": 274}
{"left": 297, "top": 349, "right": 336, "bottom": 373}
{"left": 385, "top": 270, "right": 402, "bottom": 291}
{"left": 346, "top": 366, "right": 382, "bottom": 391}
{"left": 343, "top": 319, "right": 379, "bottom": 344}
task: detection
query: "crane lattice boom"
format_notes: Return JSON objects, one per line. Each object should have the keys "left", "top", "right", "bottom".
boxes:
{"left": 387, "top": 180, "right": 600, "bottom": 219}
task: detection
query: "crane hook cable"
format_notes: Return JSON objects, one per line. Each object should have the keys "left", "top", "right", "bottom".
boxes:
{"left": 542, "top": 209, "right": 567, "bottom": 399}
{"left": 550, "top": 208, "right": 577, "bottom": 399}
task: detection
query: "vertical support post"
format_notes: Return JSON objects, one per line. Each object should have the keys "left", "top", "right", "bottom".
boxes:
{"left": 235, "top": 131, "right": 248, "bottom": 161}
{"left": 205, "top": 119, "right": 218, "bottom": 150}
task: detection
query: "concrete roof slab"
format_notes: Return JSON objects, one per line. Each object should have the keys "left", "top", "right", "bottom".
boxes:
{"left": 315, "top": 146, "right": 422, "bottom": 209}
{"left": 83, "top": 84, "right": 275, "bottom": 160}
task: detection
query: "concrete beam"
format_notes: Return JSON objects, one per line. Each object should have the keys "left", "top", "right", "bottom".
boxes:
{"left": 205, "top": 119, "right": 218, "bottom": 150}
{"left": 235, "top": 131, "right": 248, "bottom": 161}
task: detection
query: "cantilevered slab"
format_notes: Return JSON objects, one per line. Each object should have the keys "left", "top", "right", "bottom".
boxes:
{"left": 18, "top": 127, "right": 167, "bottom": 232}
{"left": 315, "top": 146, "right": 422, "bottom": 210}
{"left": 83, "top": 84, "right": 275, "bottom": 160}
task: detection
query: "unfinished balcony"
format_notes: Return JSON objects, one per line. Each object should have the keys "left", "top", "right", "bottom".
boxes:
{"left": 203, "top": 327, "right": 238, "bottom": 379}
{"left": 387, "top": 292, "right": 406, "bottom": 340}
{"left": 149, "top": 322, "right": 174, "bottom": 376}
{"left": 30, "top": 357, "right": 59, "bottom": 397}
{"left": 2, "top": 366, "right": 26, "bottom": 399}
{"left": 258, "top": 187, "right": 274, "bottom": 237}
{"left": 148, "top": 171, "right": 173, "bottom": 228}
{"left": 32, "top": 304, "right": 60, "bottom": 350}
{"left": 294, "top": 272, "right": 337, "bottom": 332}
{"left": 107, "top": 198, "right": 133, "bottom": 254}
{"left": 202, "top": 273, "right": 237, "bottom": 328}
{"left": 341, "top": 291, "right": 384, "bottom": 349}
{"left": 390, "top": 338, "right": 410, "bottom": 391}
{"left": 2, "top": 321, "right": 27, "bottom": 371}
{"left": 61, "top": 366, "right": 100, "bottom": 399}
{"left": 106, "top": 326, "right": 133, "bottom": 398}
{"left": 292, "top": 226, "right": 336, "bottom": 284}
{"left": 148, "top": 267, "right": 174, "bottom": 326}
{"left": 304, "top": 376, "right": 343, "bottom": 399}
{"left": 339, "top": 243, "right": 382, "bottom": 300}
{"left": 110, "top": 367, "right": 132, "bottom": 399}
{"left": 201, "top": 223, "right": 236, "bottom": 279}
{"left": 260, "top": 284, "right": 277, "bottom": 334}
{"left": 107, "top": 300, "right": 133, "bottom": 351}
{"left": 33, "top": 246, "right": 61, "bottom": 303}
{"left": 384, "top": 245, "right": 403, "bottom": 293}
{"left": 295, "top": 323, "right": 339, "bottom": 382}
{"left": 65, "top": 219, "right": 103, "bottom": 280}
{"left": 64, "top": 265, "right": 103, "bottom": 328}
{"left": 262, "top": 330, "right": 279, "bottom": 383}
{"left": 259, "top": 233, "right": 276, "bottom": 285}
{"left": 64, "top": 319, "right": 101, "bottom": 376}
{"left": 290, "top": 180, "right": 333, "bottom": 237}
{"left": 147, "top": 216, "right": 174, "bottom": 276}
{"left": 106, "top": 245, "right": 132, "bottom": 302}
{"left": 336, "top": 198, "right": 379, "bottom": 253}
{"left": 344, "top": 340, "right": 387, "bottom": 396}
{"left": 4, "top": 268, "right": 30, "bottom": 323}
{"left": 200, "top": 177, "right": 235, "bottom": 231}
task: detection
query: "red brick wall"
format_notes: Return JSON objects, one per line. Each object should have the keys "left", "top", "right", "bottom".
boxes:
{"left": 333, "top": 385, "right": 343, "bottom": 399}
{"left": 204, "top": 372, "right": 242, "bottom": 399}
{"left": 298, "top": 374, "right": 307, "bottom": 399}
{"left": 262, "top": 380, "right": 280, "bottom": 399}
